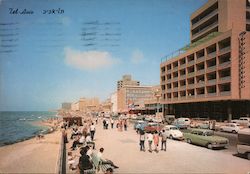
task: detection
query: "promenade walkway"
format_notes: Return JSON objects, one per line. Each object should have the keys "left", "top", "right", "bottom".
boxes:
{"left": 89, "top": 120, "right": 250, "bottom": 174}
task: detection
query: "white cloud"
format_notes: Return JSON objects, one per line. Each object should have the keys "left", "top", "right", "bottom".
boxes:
{"left": 131, "top": 49, "right": 144, "bottom": 64}
{"left": 64, "top": 47, "right": 118, "bottom": 71}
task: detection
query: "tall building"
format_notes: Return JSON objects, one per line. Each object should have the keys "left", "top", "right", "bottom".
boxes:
{"left": 117, "top": 85, "right": 154, "bottom": 112}
{"left": 160, "top": 0, "right": 250, "bottom": 121}
{"left": 111, "top": 92, "right": 118, "bottom": 113}
{"left": 117, "top": 75, "right": 140, "bottom": 90}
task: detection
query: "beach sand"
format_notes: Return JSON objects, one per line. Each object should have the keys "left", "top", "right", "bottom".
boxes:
{"left": 0, "top": 128, "right": 62, "bottom": 173}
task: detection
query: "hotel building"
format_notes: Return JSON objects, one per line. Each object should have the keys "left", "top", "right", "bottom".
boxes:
{"left": 117, "top": 74, "right": 140, "bottom": 90}
{"left": 160, "top": 0, "right": 250, "bottom": 120}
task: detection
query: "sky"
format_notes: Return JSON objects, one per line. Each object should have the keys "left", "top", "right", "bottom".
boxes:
{"left": 0, "top": 0, "right": 206, "bottom": 111}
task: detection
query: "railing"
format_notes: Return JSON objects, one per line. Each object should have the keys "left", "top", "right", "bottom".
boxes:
{"left": 188, "top": 60, "right": 195, "bottom": 65}
{"left": 218, "top": 61, "right": 230, "bottom": 69}
{"left": 196, "top": 81, "right": 205, "bottom": 87}
{"left": 196, "top": 56, "right": 205, "bottom": 63}
{"left": 192, "top": 21, "right": 218, "bottom": 39}
{"left": 207, "top": 52, "right": 216, "bottom": 59}
{"left": 187, "top": 72, "right": 195, "bottom": 78}
{"left": 207, "top": 79, "right": 216, "bottom": 85}
{"left": 180, "top": 64, "right": 186, "bottom": 69}
{"left": 192, "top": 9, "right": 218, "bottom": 29}
{"left": 207, "top": 65, "right": 216, "bottom": 72}
{"left": 187, "top": 84, "right": 195, "bottom": 89}
{"left": 219, "top": 91, "right": 231, "bottom": 96}
{"left": 56, "top": 133, "right": 66, "bottom": 174}
{"left": 196, "top": 69, "right": 205, "bottom": 75}
{"left": 179, "top": 75, "right": 186, "bottom": 80}
{"left": 179, "top": 86, "right": 186, "bottom": 90}
{"left": 219, "top": 46, "right": 231, "bottom": 54}
{"left": 196, "top": 94, "right": 205, "bottom": 98}
{"left": 219, "top": 76, "right": 231, "bottom": 82}
{"left": 207, "top": 92, "right": 217, "bottom": 97}
{"left": 167, "top": 69, "right": 172, "bottom": 73}
{"left": 172, "top": 77, "right": 178, "bottom": 82}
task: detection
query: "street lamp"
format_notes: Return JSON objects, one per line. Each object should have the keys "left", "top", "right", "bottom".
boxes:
{"left": 154, "top": 89, "right": 161, "bottom": 118}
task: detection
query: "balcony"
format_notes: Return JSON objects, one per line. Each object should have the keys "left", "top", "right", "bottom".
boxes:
{"left": 187, "top": 60, "right": 195, "bottom": 66}
{"left": 207, "top": 79, "right": 216, "bottom": 85}
{"left": 219, "top": 91, "right": 231, "bottom": 96}
{"left": 180, "top": 96, "right": 187, "bottom": 100}
{"left": 179, "top": 86, "right": 186, "bottom": 90}
{"left": 172, "top": 87, "right": 178, "bottom": 92}
{"left": 167, "top": 69, "right": 172, "bottom": 73}
{"left": 207, "top": 92, "right": 217, "bottom": 97}
{"left": 187, "top": 72, "right": 195, "bottom": 78}
{"left": 187, "top": 95, "right": 195, "bottom": 99}
{"left": 207, "top": 65, "right": 216, "bottom": 72}
{"left": 167, "top": 79, "right": 172, "bottom": 83}
{"left": 218, "top": 62, "right": 231, "bottom": 70}
{"left": 192, "top": 9, "right": 218, "bottom": 29}
{"left": 196, "top": 81, "right": 205, "bottom": 87}
{"left": 180, "top": 64, "right": 186, "bottom": 69}
{"left": 207, "top": 52, "right": 216, "bottom": 60}
{"left": 219, "top": 46, "right": 231, "bottom": 54}
{"left": 187, "top": 84, "right": 195, "bottom": 89}
{"left": 179, "top": 75, "right": 186, "bottom": 80}
{"left": 173, "top": 66, "right": 178, "bottom": 72}
{"left": 196, "top": 69, "right": 205, "bottom": 75}
{"left": 196, "top": 94, "right": 205, "bottom": 98}
{"left": 192, "top": 21, "right": 218, "bottom": 39}
{"left": 172, "top": 77, "right": 178, "bottom": 82}
{"left": 219, "top": 76, "right": 231, "bottom": 83}
{"left": 196, "top": 56, "right": 205, "bottom": 63}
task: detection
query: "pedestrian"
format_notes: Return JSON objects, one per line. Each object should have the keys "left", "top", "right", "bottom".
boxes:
{"left": 95, "top": 117, "right": 98, "bottom": 124}
{"left": 97, "top": 148, "right": 119, "bottom": 169}
{"left": 106, "top": 119, "right": 109, "bottom": 129}
{"left": 153, "top": 131, "right": 159, "bottom": 152}
{"left": 90, "top": 123, "right": 96, "bottom": 141}
{"left": 103, "top": 119, "right": 106, "bottom": 129}
{"left": 160, "top": 129, "right": 167, "bottom": 151}
{"left": 124, "top": 119, "right": 127, "bottom": 131}
{"left": 111, "top": 119, "right": 114, "bottom": 129}
{"left": 147, "top": 131, "right": 153, "bottom": 152}
{"left": 139, "top": 131, "right": 146, "bottom": 151}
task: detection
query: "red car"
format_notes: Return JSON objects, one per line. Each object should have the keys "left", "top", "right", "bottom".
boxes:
{"left": 144, "top": 122, "right": 162, "bottom": 133}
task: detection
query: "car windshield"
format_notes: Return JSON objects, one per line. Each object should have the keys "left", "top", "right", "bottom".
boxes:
{"left": 203, "top": 131, "right": 213, "bottom": 136}
{"left": 170, "top": 127, "right": 178, "bottom": 130}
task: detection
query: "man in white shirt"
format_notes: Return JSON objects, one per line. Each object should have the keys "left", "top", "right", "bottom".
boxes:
{"left": 147, "top": 132, "right": 153, "bottom": 152}
{"left": 97, "top": 148, "right": 119, "bottom": 169}
{"left": 86, "top": 133, "right": 95, "bottom": 149}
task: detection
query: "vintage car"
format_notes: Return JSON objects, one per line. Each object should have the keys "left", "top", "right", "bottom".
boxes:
{"left": 133, "top": 120, "right": 147, "bottom": 130}
{"left": 237, "top": 128, "right": 250, "bottom": 160}
{"left": 184, "top": 129, "right": 229, "bottom": 149}
{"left": 161, "top": 125, "right": 184, "bottom": 140}
{"left": 144, "top": 122, "right": 162, "bottom": 133}
{"left": 220, "top": 123, "right": 242, "bottom": 133}
{"left": 172, "top": 118, "right": 191, "bottom": 129}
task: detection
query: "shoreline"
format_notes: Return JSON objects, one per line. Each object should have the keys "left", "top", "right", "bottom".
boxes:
{"left": 0, "top": 118, "right": 61, "bottom": 147}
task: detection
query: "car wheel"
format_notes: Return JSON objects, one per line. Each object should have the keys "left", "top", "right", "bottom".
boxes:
{"left": 247, "top": 153, "right": 250, "bottom": 160}
{"left": 169, "top": 135, "right": 173, "bottom": 139}
{"left": 207, "top": 143, "right": 213, "bottom": 149}
{"left": 187, "top": 138, "right": 191, "bottom": 144}
{"left": 232, "top": 130, "right": 236, "bottom": 134}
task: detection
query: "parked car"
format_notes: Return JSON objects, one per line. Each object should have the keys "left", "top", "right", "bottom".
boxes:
{"left": 133, "top": 120, "right": 147, "bottom": 130}
{"left": 162, "top": 125, "right": 184, "bottom": 140}
{"left": 144, "top": 122, "right": 162, "bottom": 133}
{"left": 184, "top": 129, "right": 229, "bottom": 149}
{"left": 231, "top": 117, "right": 250, "bottom": 126}
{"left": 220, "top": 123, "right": 242, "bottom": 133}
{"left": 237, "top": 128, "right": 250, "bottom": 160}
{"left": 173, "top": 118, "right": 191, "bottom": 129}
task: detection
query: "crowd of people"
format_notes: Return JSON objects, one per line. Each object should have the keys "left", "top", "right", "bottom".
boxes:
{"left": 61, "top": 116, "right": 118, "bottom": 174}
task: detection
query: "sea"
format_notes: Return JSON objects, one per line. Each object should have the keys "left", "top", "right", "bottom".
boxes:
{"left": 0, "top": 111, "right": 58, "bottom": 147}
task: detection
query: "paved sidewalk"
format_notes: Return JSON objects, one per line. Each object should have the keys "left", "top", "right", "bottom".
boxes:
{"left": 93, "top": 120, "right": 250, "bottom": 174}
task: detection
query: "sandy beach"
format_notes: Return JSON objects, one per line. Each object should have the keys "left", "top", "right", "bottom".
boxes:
{"left": 0, "top": 122, "right": 62, "bottom": 173}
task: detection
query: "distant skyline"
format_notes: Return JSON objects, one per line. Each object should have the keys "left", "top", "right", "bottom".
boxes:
{"left": 0, "top": 0, "right": 206, "bottom": 111}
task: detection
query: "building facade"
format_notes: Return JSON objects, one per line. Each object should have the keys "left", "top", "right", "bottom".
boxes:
{"left": 61, "top": 102, "right": 72, "bottom": 110}
{"left": 111, "top": 92, "right": 118, "bottom": 113}
{"left": 71, "top": 97, "right": 100, "bottom": 112}
{"left": 160, "top": 0, "right": 250, "bottom": 121}
{"left": 117, "top": 85, "right": 154, "bottom": 112}
{"left": 117, "top": 74, "right": 140, "bottom": 90}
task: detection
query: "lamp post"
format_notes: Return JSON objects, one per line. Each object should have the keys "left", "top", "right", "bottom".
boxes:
{"left": 154, "top": 89, "right": 161, "bottom": 118}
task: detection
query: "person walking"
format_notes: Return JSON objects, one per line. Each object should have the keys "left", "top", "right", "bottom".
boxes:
{"left": 147, "top": 131, "right": 153, "bottom": 152}
{"left": 106, "top": 119, "right": 109, "bottom": 129}
{"left": 103, "top": 119, "right": 106, "bottom": 129}
{"left": 90, "top": 123, "right": 96, "bottom": 141}
{"left": 153, "top": 131, "right": 159, "bottom": 152}
{"left": 139, "top": 131, "right": 146, "bottom": 151}
{"left": 111, "top": 119, "right": 114, "bottom": 129}
{"left": 160, "top": 129, "right": 167, "bottom": 151}
{"left": 124, "top": 119, "right": 128, "bottom": 131}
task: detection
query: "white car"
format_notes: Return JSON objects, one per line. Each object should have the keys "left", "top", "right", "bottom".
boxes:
{"left": 231, "top": 117, "right": 250, "bottom": 126}
{"left": 162, "top": 125, "right": 184, "bottom": 140}
{"left": 220, "top": 123, "right": 242, "bottom": 133}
